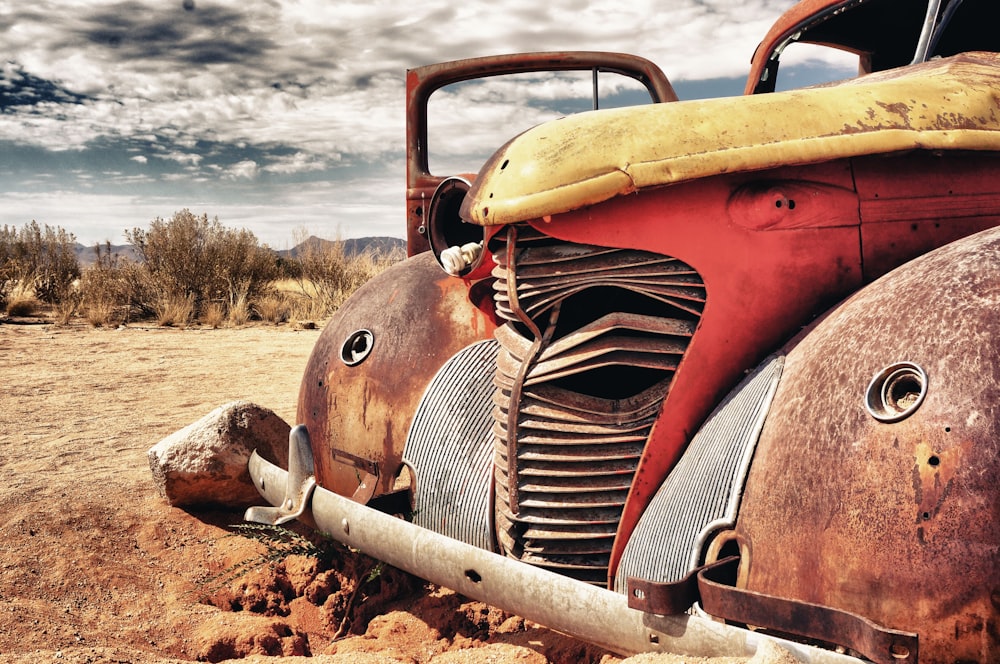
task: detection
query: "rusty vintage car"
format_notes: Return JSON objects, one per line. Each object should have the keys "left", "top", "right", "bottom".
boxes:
{"left": 245, "top": 0, "right": 1000, "bottom": 661}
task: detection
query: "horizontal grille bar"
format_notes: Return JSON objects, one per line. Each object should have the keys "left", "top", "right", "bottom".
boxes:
{"left": 490, "top": 228, "right": 705, "bottom": 585}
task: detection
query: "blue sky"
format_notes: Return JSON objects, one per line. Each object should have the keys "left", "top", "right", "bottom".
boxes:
{"left": 0, "top": 0, "right": 855, "bottom": 248}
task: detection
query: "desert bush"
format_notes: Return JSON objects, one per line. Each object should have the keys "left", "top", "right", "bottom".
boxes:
{"left": 54, "top": 287, "right": 80, "bottom": 325}
{"left": 292, "top": 233, "right": 403, "bottom": 319}
{"left": 79, "top": 242, "right": 150, "bottom": 326}
{"left": 227, "top": 291, "right": 251, "bottom": 327}
{"left": 254, "top": 293, "right": 290, "bottom": 324}
{"left": 202, "top": 301, "right": 226, "bottom": 329}
{"left": 6, "top": 298, "right": 37, "bottom": 317}
{"left": 0, "top": 221, "right": 80, "bottom": 306}
{"left": 6, "top": 285, "right": 39, "bottom": 317}
{"left": 83, "top": 298, "right": 117, "bottom": 327}
{"left": 154, "top": 294, "right": 195, "bottom": 328}
{"left": 125, "top": 210, "right": 278, "bottom": 318}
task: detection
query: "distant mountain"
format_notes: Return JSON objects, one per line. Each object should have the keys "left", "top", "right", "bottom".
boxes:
{"left": 72, "top": 236, "right": 405, "bottom": 267}
{"left": 73, "top": 242, "right": 141, "bottom": 266}
{"left": 278, "top": 236, "right": 405, "bottom": 260}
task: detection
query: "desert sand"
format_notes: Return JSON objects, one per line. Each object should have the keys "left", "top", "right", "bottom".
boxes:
{"left": 0, "top": 320, "right": 775, "bottom": 664}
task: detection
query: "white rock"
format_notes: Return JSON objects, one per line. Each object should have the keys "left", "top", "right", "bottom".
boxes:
{"left": 148, "top": 400, "right": 290, "bottom": 508}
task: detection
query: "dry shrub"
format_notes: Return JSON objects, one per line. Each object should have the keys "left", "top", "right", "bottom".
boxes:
{"left": 292, "top": 232, "right": 403, "bottom": 320}
{"left": 84, "top": 299, "right": 117, "bottom": 327}
{"left": 254, "top": 293, "right": 291, "bottom": 324}
{"left": 79, "top": 243, "right": 149, "bottom": 326}
{"left": 126, "top": 210, "right": 278, "bottom": 319}
{"left": 272, "top": 278, "right": 318, "bottom": 323}
{"left": 6, "top": 289, "right": 39, "bottom": 317}
{"left": 0, "top": 221, "right": 80, "bottom": 308}
{"left": 202, "top": 302, "right": 226, "bottom": 329}
{"left": 227, "top": 292, "right": 251, "bottom": 327}
{"left": 54, "top": 287, "right": 80, "bottom": 325}
{"left": 288, "top": 296, "right": 328, "bottom": 323}
{"left": 155, "top": 294, "right": 195, "bottom": 328}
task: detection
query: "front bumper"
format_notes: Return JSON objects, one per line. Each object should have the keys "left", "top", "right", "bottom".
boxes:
{"left": 245, "top": 425, "right": 863, "bottom": 662}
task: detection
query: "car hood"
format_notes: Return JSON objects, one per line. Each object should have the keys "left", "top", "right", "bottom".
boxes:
{"left": 461, "top": 52, "right": 1000, "bottom": 226}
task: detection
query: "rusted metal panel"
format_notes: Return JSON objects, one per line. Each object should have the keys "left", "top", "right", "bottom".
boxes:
{"left": 297, "top": 252, "right": 496, "bottom": 498}
{"left": 855, "top": 152, "right": 1000, "bottom": 279}
{"left": 736, "top": 227, "right": 1000, "bottom": 662}
{"left": 747, "top": 0, "right": 1000, "bottom": 94}
{"left": 626, "top": 557, "right": 919, "bottom": 664}
{"left": 528, "top": 163, "right": 865, "bottom": 579}
{"left": 403, "top": 339, "right": 498, "bottom": 551}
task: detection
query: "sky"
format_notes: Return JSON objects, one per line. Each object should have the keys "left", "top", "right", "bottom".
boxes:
{"left": 0, "top": 0, "right": 857, "bottom": 249}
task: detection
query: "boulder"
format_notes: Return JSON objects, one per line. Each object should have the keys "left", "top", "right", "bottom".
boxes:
{"left": 148, "top": 400, "right": 290, "bottom": 508}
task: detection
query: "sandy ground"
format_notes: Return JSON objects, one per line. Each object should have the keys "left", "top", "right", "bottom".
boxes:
{"left": 0, "top": 319, "right": 778, "bottom": 664}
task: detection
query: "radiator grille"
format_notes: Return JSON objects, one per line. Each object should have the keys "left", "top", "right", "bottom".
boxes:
{"left": 404, "top": 340, "right": 499, "bottom": 552}
{"left": 492, "top": 227, "right": 705, "bottom": 585}
{"left": 613, "top": 354, "right": 784, "bottom": 593}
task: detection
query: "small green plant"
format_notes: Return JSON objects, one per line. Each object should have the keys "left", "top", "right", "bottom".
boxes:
{"left": 207, "top": 523, "right": 398, "bottom": 641}
{"left": 234, "top": 523, "right": 332, "bottom": 559}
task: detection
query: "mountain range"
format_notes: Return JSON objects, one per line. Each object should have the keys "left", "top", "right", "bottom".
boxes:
{"left": 72, "top": 235, "right": 406, "bottom": 266}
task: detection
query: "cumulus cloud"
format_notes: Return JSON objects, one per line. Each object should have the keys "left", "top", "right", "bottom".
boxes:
{"left": 225, "top": 159, "right": 260, "bottom": 180}
{"left": 0, "top": 0, "right": 858, "bottom": 245}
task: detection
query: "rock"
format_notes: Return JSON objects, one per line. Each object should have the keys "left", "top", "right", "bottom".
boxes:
{"left": 148, "top": 400, "right": 290, "bottom": 508}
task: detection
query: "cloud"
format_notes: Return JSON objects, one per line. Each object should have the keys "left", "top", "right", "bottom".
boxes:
{"left": 224, "top": 159, "right": 259, "bottom": 180}
{"left": 0, "top": 0, "right": 863, "bottom": 246}
{"left": 3, "top": 0, "right": 799, "bottom": 159}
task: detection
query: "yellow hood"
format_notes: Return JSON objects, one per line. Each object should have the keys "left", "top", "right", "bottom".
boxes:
{"left": 461, "top": 52, "right": 1000, "bottom": 226}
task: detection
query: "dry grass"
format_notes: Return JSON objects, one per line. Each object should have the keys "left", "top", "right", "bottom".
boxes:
{"left": 201, "top": 302, "right": 226, "bottom": 329}
{"left": 254, "top": 293, "right": 291, "bottom": 324}
{"left": 84, "top": 299, "right": 118, "bottom": 327}
{"left": 0, "top": 222, "right": 80, "bottom": 308}
{"left": 227, "top": 292, "right": 251, "bottom": 327}
{"left": 5, "top": 283, "right": 40, "bottom": 317}
{"left": 7, "top": 296, "right": 39, "bottom": 317}
{"left": 2, "top": 218, "right": 402, "bottom": 327}
{"left": 292, "top": 241, "right": 403, "bottom": 320}
{"left": 155, "top": 294, "right": 195, "bottom": 328}
{"left": 54, "top": 295, "right": 78, "bottom": 325}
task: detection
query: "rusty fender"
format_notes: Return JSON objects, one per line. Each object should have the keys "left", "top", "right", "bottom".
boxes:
{"left": 245, "top": 429, "right": 862, "bottom": 663}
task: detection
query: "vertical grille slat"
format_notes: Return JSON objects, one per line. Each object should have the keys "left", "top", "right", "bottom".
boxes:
{"left": 613, "top": 355, "right": 784, "bottom": 593}
{"left": 491, "top": 227, "right": 705, "bottom": 585}
{"left": 403, "top": 340, "right": 501, "bottom": 552}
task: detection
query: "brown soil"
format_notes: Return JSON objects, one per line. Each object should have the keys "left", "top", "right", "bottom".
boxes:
{"left": 0, "top": 319, "right": 766, "bottom": 664}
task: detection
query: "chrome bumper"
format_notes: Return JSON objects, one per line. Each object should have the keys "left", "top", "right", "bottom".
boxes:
{"left": 245, "top": 426, "right": 863, "bottom": 663}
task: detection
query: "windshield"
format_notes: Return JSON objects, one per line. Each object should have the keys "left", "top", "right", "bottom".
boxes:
{"left": 750, "top": 0, "right": 1000, "bottom": 94}
{"left": 426, "top": 70, "right": 659, "bottom": 176}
